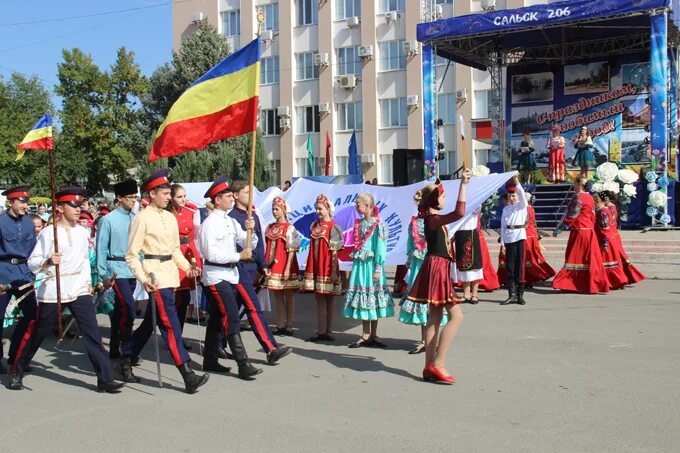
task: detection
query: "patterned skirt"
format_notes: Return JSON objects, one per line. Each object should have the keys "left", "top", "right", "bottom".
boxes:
{"left": 342, "top": 259, "right": 394, "bottom": 320}
{"left": 407, "top": 255, "right": 463, "bottom": 306}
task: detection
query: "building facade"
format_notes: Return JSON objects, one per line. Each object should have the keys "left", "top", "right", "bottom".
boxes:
{"left": 173, "top": 0, "right": 541, "bottom": 186}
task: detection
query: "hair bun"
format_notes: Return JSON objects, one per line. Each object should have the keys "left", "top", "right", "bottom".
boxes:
{"left": 413, "top": 190, "right": 423, "bottom": 203}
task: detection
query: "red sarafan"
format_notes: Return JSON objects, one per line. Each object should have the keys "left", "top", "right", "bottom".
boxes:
{"left": 607, "top": 204, "right": 645, "bottom": 285}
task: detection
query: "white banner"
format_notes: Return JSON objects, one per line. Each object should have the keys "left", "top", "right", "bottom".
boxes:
{"left": 182, "top": 172, "right": 513, "bottom": 267}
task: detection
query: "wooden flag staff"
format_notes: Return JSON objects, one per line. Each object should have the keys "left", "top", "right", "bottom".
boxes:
{"left": 48, "top": 147, "right": 63, "bottom": 339}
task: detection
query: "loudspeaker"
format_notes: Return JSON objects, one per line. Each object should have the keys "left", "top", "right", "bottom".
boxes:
{"left": 392, "top": 148, "right": 424, "bottom": 186}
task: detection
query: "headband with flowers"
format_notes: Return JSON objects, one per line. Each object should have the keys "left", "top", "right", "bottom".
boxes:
{"left": 315, "top": 194, "right": 333, "bottom": 215}
{"left": 272, "top": 196, "right": 291, "bottom": 216}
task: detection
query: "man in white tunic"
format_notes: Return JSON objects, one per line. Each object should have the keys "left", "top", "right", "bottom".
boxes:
{"left": 500, "top": 175, "right": 528, "bottom": 306}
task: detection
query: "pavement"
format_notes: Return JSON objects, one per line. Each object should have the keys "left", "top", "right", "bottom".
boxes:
{"left": 1, "top": 279, "right": 679, "bottom": 453}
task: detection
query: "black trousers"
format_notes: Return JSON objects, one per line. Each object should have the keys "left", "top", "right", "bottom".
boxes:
{"left": 109, "top": 278, "right": 137, "bottom": 355}
{"left": 12, "top": 295, "right": 113, "bottom": 383}
{"left": 0, "top": 284, "right": 37, "bottom": 363}
{"left": 505, "top": 239, "right": 526, "bottom": 287}
{"left": 203, "top": 281, "right": 241, "bottom": 361}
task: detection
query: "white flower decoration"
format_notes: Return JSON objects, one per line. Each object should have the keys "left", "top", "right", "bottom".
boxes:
{"left": 596, "top": 162, "right": 619, "bottom": 182}
{"left": 647, "top": 183, "right": 658, "bottom": 192}
{"left": 471, "top": 165, "right": 490, "bottom": 177}
{"left": 617, "top": 169, "right": 639, "bottom": 184}
{"left": 622, "top": 184, "right": 637, "bottom": 197}
{"left": 648, "top": 190, "right": 667, "bottom": 208}
{"left": 603, "top": 181, "right": 620, "bottom": 193}
{"left": 591, "top": 182, "right": 604, "bottom": 193}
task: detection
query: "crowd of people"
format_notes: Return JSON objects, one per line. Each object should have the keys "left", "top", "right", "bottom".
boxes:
{"left": 0, "top": 167, "right": 646, "bottom": 391}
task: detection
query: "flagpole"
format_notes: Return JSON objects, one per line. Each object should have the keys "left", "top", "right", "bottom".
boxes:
{"left": 48, "top": 147, "right": 63, "bottom": 340}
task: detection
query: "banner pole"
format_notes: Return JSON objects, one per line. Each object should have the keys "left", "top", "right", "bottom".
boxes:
{"left": 48, "top": 147, "right": 63, "bottom": 340}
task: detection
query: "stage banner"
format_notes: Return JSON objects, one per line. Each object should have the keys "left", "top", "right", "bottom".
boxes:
{"left": 669, "top": 48, "right": 678, "bottom": 180}
{"left": 422, "top": 44, "right": 436, "bottom": 179}
{"left": 182, "top": 173, "right": 512, "bottom": 267}
{"left": 650, "top": 11, "right": 669, "bottom": 172}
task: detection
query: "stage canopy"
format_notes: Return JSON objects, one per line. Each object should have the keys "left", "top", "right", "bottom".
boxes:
{"left": 417, "top": 0, "right": 680, "bottom": 70}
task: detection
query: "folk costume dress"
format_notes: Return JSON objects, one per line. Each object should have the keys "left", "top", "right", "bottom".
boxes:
{"left": 303, "top": 220, "right": 344, "bottom": 295}
{"left": 572, "top": 135, "right": 595, "bottom": 167}
{"left": 174, "top": 202, "right": 202, "bottom": 290}
{"left": 477, "top": 215, "right": 500, "bottom": 291}
{"left": 342, "top": 217, "right": 394, "bottom": 321}
{"left": 518, "top": 138, "right": 537, "bottom": 171}
{"left": 607, "top": 205, "right": 645, "bottom": 285}
{"left": 548, "top": 134, "right": 566, "bottom": 182}
{"left": 523, "top": 205, "right": 556, "bottom": 285}
{"left": 407, "top": 200, "right": 467, "bottom": 306}
{"left": 263, "top": 222, "right": 302, "bottom": 291}
{"left": 595, "top": 205, "right": 629, "bottom": 290}
{"left": 454, "top": 211, "right": 483, "bottom": 282}
{"left": 552, "top": 192, "right": 608, "bottom": 294}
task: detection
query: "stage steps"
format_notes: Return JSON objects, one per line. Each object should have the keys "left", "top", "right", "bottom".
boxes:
{"left": 531, "top": 183, "right": 573, "bottom": 230}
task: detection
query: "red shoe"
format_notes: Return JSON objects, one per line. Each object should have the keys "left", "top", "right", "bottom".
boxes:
{"left": 426, "top": 363, "right": 455, "bottom": 384}
{"left": 422, "top": 367, "right": 435, "bottom": 382}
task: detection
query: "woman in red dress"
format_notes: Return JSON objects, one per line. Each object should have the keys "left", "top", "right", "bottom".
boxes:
{"left": 303, "top": 194, "right": 344, "bottom": 342}
{"left": 605, "top": 198, "right": 645, "bottom": 285}
{"left": 168, "top": 184, "right": 203, "bottom": 337}
{"left": 264, "top": 197, "right": 302, "bottom": 336}
{"left": 407, "top": 170, "right": 470, "bottom": 385}
{"left": 476, "top": 213, "right": 500, "bottom": 292}
{"left": 552, "top": 178, "right": 608, "bottom": 294}
{"left": 593, "top": 193, "right": 629, "bottom": 290}
{"left": 523, "top": 192, "right": 556, "bottom": 286}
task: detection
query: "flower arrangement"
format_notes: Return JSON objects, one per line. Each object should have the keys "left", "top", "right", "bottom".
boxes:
{"left": 590, "top": 162, "right": 638, "bottom": 221}
{"left": 471, "top": 165, "right": 491, "bottom": 177}
{"left": 644, "top": 170, "right": 671, "bottom": 226}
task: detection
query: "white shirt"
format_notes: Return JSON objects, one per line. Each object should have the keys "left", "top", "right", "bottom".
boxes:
{"left": 197, "top": 209, "right": 257, "bottom": 285}
{"left": 28, "top": 224, "right": 91, "bottom": 303}
{"left": 500, "top": 185, "right": 528, "bottom": 245}
{"left": 458, "top": 208, "right": 481, "bottom": 231}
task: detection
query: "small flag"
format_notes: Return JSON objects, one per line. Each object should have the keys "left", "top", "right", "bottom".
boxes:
{"left": 325, "top": 131, "right": 332, "bottom": 176}
{"left": 307, "top": 134, "right": 315, "bottom": 176}
{"left": 16, "top": 113, "right": 53, "bottom": 160}
{"left": 348, "top": 130, "right": 361, "bottom": 176}
{"left": 459, "top": 114, "right": 466, "bottom": 140}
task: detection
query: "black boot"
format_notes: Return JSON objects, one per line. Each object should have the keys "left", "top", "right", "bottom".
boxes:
{"left": 0, "top": 360, "right": 6, "bottom": 375}
{"left": 266, "top": 346, "right": 293, "bottom": 365}
{"left": 202, "top": 329, "right": 231, "bottom": 373}
{"left": 517, "top": 283, "right": 527, "bottom": 305}
{"left": 114, "top": 357, "right": 141, "bottom": 383}
{"left": 97, "top": 380, "right": 125, "bottom": 393}
{"left": 8, "top": 372, "right": 23, "bottom": 390}
{"left": 227, "top": 333, "right": 262, "bottom": 380}
{"left": 177, "top": 362, "right": 209, "bottom": 394}
{"left": 501, "top": 282, "right": 516, "bottom": 305}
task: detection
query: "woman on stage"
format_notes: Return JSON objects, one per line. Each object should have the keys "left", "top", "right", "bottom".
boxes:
{"left": 304, "top": 195, "right": 344, "bottom": 342}
{"left": 548, "top": 125, "right": 566, "bottom": 183}
{"left": 593, "top": 192, "right": 629, "bottom": 290}
{"left": 605, "top": 196, "right": 645, "bottom": 285}
{"left": 572, "top": 126, "right": 595, "bottom": 178}
{"left": 518, "top": 130, "right": 537, "bottom": 184}
{"left": 264, "top": 197, "right": 302, "bottom": 336}
{"left": 552, "top": 178, "right": 608, "bottom": 294}
{"left": 407, "top": 170, "right": 470, "bottom": 384}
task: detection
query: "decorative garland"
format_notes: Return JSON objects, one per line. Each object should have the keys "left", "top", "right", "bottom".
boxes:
{"left": 644, "top": 170, "right": 671, "bottom": 225}
{"left": 353, "top": 218, "right": 380, "bottom": 251}
{"left": 410, "top": 217, "right": 427, "bottom": 252}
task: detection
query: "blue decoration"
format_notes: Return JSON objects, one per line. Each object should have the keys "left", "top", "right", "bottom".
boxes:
{"left": 646, "top": 206, "right": 659, "bottom": 217}
{"left": 657, "top": 176, "right": 670, "bottom": 188}
{"left": 660, "top": 214, "right": 672, "bottom": 224}
{"left": 645, "top": 171, "right": 658, "bottom": 183}
{"left": 650, "top": 12, "right": 668, "bottom": 168}
{"left": 422, "top": 44, "right": 436, "bottom": 176}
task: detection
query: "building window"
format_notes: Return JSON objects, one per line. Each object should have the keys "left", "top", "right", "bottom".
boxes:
{"left": 336, "top": 0, "right": 361, "bottom": 20}
{"left": 296, "top": 105, "right": 320, "bottom": 134}
{"left": 380, "top": 98, "right": 407, "bottom": 128}
{"left": 379, "top": 40, "right": 406, "bottom": 72}
{"left": 296, "top": 0, "right": 318, "bottom": 26}
{"left": 379, "top": 154, "right": 394, "bottom": 184}
{"left": 337, "top": 102, "right": 363, "bottom": 131}
{"left": 438, "top": 93, "right": 456, "bottom": 125}
{"left": 379, "top": 0, "right": 405, "bottom": 13}
{"left": 221, "top": 9, "right": 240, "bottom": 37}
{"left": 475, "top": 147, "right": 491, "bottom": 166}
{"left": 337, "top": 46, "right": 361, "bottom": 76}
{"left": 474, "top": 89, "right": 494, "bottom": 119}
{"left": 259, "top": 109, "right": 281, "bottom": 136}
{"left": 296, "top": 52, "right": 319, "bottom": 80}
{"left": 435, "top": 0, "right": 453, "bottom": 4}
{"left": 260, "top": 57, "right": 279, "bottom": 85}
{"left": 295, "top": 158, "right": 309, "bottom": 177}
{"left": 335, "top": 156, "right": 348, "bottom": 175}
{"left": 261, "top": 3, "right": 279, "bottom": 31}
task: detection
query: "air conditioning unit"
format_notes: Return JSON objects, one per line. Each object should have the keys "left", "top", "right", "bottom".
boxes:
{"left": 456, "top": 89, "right": 468, "bottom": 101}
{"left": 407, "top": 95, "right": 419, "bottom": 107}
{"left": 402, "top": 40, "right": 419, "bottom": 56}
{"left": 435, "top": 5, "right": 443, "bottom": 19}
{"left": 360, "top": 154, "right": 375, "bottom": 164}
{"left": 385, "top": 11, "right": 399, "bottom": 24}
{"left": 279, "top": 118, "right": 291, "bottom": 130}
{"left": 261, "top": 30, "right": 274, "bottom": 42}
{"left": 338, "top": 74, "right": 357, "bottom": 89}
{"left": 481, "top": 0, "right": 497, "bottom": 12}
{"left": 347, "top": 16, "right": 360, "bottom": 28}
{"left": 318, "top": 102, "right": 330, "bottom": 114}
{"left": 277, "top": 106, "right": 290, "bottom": 117}
{"left": 315, "top": 52, "right": 330, "bottom": 67}
{"left": 358, "top": 45, "right": 373, "bottom": 59}
{"left": 191, "top": 11, "right": 205, "bottom": 23}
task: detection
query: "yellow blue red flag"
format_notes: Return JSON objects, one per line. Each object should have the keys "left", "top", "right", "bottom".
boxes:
{"left": 16, "top": 113, "right": 53, "bottom": 160}
{"left": 150, "top": 37, "right": 261, "bottom": 161}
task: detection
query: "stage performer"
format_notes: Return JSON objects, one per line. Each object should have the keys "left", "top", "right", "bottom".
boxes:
{"left": 303, "top": 194, "right": 344, "bottom": 342}
{"left": 454, "top": 208, "right": 483, "bottom": 304}
{"left": 518, "top": 130, "right": 537, "bottom": 184}
{"left": 0, "top": 186, "right": 37, "bottom": 375}
{"left": 548, "top": 125, "right": 566, "bottom": 183}
{"left": 552, "top": 177, "right": 608, "bottom": 294}
{"left": 96, "top": 180, "right": 139, "bottom": 367}
{"left": 229, "top": 180, "right": 292, "bottom": 364}
{"left": 120, "top": 169, "right": 209, "bottom": 394}
{"left": 9, "top": 187, "right": 123, "bottom": 393}
{"left": 572, "top": 126, "right": 595, "bottom": 178}
{"left": 500, "top": 176, "right": 528, "bottom": 306}
{"left": 197, "top": 176, "right": 262, "bottom": 379}
{"left": 523, "top": 191, "right": 556, "bottom": 286}
{"left": 593, "top": 193, "right": 629, "bottom": 290}
{"left": 167, "top": 184, "right": 202, "bottom": 344}
{"left": 263, "top": 197, "right": 302, "bottom": 336}
{"left": 406, "top": 170, "right": 470, "bottom": 384}
{"left": 605, "top": 197, "right": 645, "bottom": 285}
{"left": 344, "top": 193, "right": 394, "bottom": 349}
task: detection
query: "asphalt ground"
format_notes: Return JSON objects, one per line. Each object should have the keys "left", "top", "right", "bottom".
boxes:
{"left": 1, "top": 279, "right": 679, "bottom": 453}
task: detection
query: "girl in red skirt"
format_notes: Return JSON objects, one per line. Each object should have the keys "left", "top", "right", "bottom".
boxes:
{"left": 605, "top": 198, "right": 645, "bottom": 285}
{"left": 303, "top": 194, "right": 344, "bottom": 342}
{"left": 264, "top": 197, "right": 302, "bottom": 336}
{"left": 552, "top": 178, "right": 608, "bottom": 294}
{"left": 407, "top": 169, "right": 471, "bottom": 384}
{"left": 594, "top": 192, "right": 629, "bottom": 290}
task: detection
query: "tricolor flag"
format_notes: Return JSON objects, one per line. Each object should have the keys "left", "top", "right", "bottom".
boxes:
{"left": 16, "top": 113, "right": 53, "bottom": 160}
{"left": 149, "top": 37, "right": 261, "bottom": 161}
{"left": 324, "top": 131, "right": 332, "bottom": 176}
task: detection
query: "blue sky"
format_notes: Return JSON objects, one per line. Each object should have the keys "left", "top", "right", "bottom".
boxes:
{"left": 0, "top": 0, "right": 172, "bottom": 97}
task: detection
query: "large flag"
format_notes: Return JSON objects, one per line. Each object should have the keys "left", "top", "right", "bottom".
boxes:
{"left": 16, "top": 113, "right": 53, "bottom": 160}
{"left": 348, "top": 130, "right": 360, "bottom": 176}
{"left": 149, "top": 37, "right": 261, "bottom": 161}
{"left": 306, "top": 134, "right": 315, "bottom": 176}
{"left": 325, "top": 131, "right": 332, "bottom": 176}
